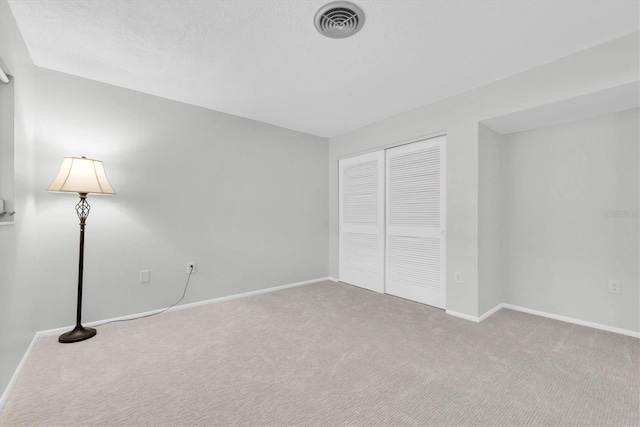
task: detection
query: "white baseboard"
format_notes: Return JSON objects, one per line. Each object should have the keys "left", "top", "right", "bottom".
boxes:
{"left": 446, "top": 304, "right": 502, "bottom": 323}
{"left": 328, "top": 277, "right": 339, "bottom": 282}
{"left": 478, "top": 303, "right": 503, "bottom": 322}
{"left": 0, "top": 332, "right": 39, "bottom": 412}
{"left": 500, "top": 303, "right": 640, "bottom": 338}
{"left": 0, "top": 276, "right": 331, "bottom": 410}
{"left": 448, "top": 303, "right": 640, "bottom": 339}
{"left": 162, "top": 276, "right": 332, "bottom": 313}
{"left": 445, "top": 310, "right": 480, "bottom": 323}
{"left": 33, "top": 277, "right": 333, "bottom": 338}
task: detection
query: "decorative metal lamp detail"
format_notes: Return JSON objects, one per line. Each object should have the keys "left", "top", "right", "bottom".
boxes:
{"left": 48, "top": 156, "right": 116, "bottom": 343}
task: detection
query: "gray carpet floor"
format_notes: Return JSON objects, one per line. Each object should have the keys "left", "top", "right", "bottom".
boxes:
{"left": 1, "top": 281, "right": 638, "bottom": 426}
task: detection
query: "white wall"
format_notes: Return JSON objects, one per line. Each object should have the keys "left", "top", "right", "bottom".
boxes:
{"left": 0, "top": 0, "right": 37, "bottom": 399}
{"left": 501, "top": 109, "right": 639, "bottom": 331}
{"left": 478, "top": 124, "right": 504, "bottom": 315}
{"left": 32, "top": 67, "right": 329, "bottom": 319}
{"left": 329, "top": 32, "right": 639, "bottom": 317}
{"left": 0, "top": 77, "right": 14, "bottom": 224}
{"left": 0, "top": 0, "right": 329, "bottom": 397}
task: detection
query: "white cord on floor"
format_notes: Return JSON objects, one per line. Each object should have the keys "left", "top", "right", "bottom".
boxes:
{"left": 94, "top": 268, "right": 193, "bottom": 328}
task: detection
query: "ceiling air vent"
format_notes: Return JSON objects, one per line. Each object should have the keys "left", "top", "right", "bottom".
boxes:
{"left": 314, "top": 1, "right": 365, "bottom": 39}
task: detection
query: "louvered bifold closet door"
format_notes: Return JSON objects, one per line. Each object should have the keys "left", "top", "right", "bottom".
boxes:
{"left": 339, "top": 151, "right": 385, "bottom": 293}
{"left": 385, "top": 136, "right": 446, "bottom": 308}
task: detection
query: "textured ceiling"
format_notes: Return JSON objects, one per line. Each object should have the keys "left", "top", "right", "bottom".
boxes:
{"left": 7, "top": 0, "right": 640, "bottom": 137}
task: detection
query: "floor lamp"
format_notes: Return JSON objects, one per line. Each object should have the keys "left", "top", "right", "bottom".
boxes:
{"left": 48, "top": 156, "right": 116, "bottom": 343}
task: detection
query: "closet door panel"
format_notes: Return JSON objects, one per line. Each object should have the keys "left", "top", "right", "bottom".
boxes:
{"left": 338, "top": 151, "right": 385, "bottom": 293}
{"left": 385, "top": 136, "right": 446, "bottom": 308}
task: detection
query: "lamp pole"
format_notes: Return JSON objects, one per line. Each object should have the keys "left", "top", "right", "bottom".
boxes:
{"left": 58, "top": 193, "right": 97, "bottom": 343}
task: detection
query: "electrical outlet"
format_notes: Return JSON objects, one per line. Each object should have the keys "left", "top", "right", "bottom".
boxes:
{"left": 187, "top": 262, "right": 196, "bottom": 274}
{"left": 140, "top": 270, "right": 150, "bottom": 283}
{"left": 455, "top": 272, "right": 462, "bottom": 284}
{"left": 608, "top": 279, "right": 621, "bottom": 294}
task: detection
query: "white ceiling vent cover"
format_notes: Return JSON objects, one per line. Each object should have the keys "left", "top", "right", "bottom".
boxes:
{"left": 314, "top": 1, "right": 365, "bottom": 39}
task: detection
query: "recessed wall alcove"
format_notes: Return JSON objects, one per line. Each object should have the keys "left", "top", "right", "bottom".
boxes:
{"left": 478, "top": 82, "right": 640, "bottom": 330}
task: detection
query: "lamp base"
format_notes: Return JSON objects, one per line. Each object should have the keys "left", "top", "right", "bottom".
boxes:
{"left": 58, "top": 325, "right": 97, "bottom": 343}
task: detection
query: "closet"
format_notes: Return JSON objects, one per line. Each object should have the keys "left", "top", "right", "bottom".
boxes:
{"left": 338, "top": 135, "right": 446, "bottom": 308}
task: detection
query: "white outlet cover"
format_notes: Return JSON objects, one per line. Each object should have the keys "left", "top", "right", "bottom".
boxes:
{"left": 140, "top": 270, "right": 150, "bottom": 283}
{"left": 608, "top": 280, "right": 621, "bottom": 294}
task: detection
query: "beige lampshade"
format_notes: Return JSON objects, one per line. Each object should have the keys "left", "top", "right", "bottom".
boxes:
{"left": 47, "top": 157, "right": 116, "bottom": 195}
